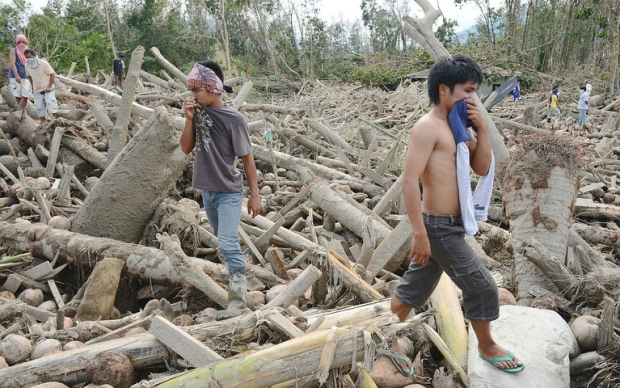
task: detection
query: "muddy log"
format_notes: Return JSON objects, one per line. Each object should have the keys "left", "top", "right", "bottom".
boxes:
{"left": 298, "top": 167, "right": 391, "bottom": 243}
{"left": 60, "top": 134, "right": 107, "bottom": 170}
{"left": 0, "top": 332, "right": 167, "bottom": 388}
{"left": 0, "top": 221, "right": 216, "bottom": 285}
{"left": 503, "top": 138, "right": 579, "bottom": 304}
{"left": 5, "top": 112, "right": 48, "bottom": 148}
{"left": 70, "top": 107, "right": 190, "bottom": 243}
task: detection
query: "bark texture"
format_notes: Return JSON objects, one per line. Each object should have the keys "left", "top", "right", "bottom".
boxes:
{"left": 70, "top": 106, "right": 190, "bottom": 243}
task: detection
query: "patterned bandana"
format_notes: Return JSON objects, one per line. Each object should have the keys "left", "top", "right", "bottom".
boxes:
{"left": 14, "top": 35, "right": 28, "bottom": 65}
{"left": 187, "top": 63, "right": 224, "bottom": 94}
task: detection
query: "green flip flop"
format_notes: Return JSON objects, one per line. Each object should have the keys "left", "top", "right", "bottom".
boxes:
{"left": 390, "top": 353, "right": 415, "bottom": 377}
{"left": 479, "top": 351, "right": 525, "bottom": 373}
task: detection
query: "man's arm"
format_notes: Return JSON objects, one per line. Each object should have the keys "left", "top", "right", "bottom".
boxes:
{"left": 9, "top": 49, "right": 20, "bottom": 82}
{"left": 402, "top": 118, "right": 435, "bottom": 265}
{"left": 465, "top": 98, "right": 492, "bottom": 176}
{"left": 46, "top": 73, "right": 55, "bottom": 92}
{"left": 240, "top": 153, "right": 261, "bottom": 218}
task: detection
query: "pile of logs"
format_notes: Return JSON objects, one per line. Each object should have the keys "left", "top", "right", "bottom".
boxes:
{"left": 0, "top": 40, "right": 619, "bottom": 387}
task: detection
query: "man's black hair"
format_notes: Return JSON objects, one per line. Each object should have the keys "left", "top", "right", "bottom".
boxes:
{"left": 552, "top": 85, "right": 558, "bottom": 90}
{"left": 198, "top": 60, "right": 233, "bottom": 93}
{"left": 579, "top": 85, "right": 586, "bottom": 91}
{"left": 24, "top": 49, "right": 36, "bottom": 56}
{"left": 119, "top": 54, "right": 125, "bottom": 58}
{"left": 427, "top": 55, "right": 483, "bottom": 105}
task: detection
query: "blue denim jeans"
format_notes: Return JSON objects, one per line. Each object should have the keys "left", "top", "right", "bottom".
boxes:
{"left": 579, "top": 109, "right": 587, "bottom": 126}
{"left": 201, "top": 190, "right": 245, "bottom": 268}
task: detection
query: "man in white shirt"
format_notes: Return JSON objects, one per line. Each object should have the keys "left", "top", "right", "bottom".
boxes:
{"left": 578, "top": 84, "right": 591, "bottom": 128}
{"left": 24, "top": 49, "right": 58, "bottom": 124}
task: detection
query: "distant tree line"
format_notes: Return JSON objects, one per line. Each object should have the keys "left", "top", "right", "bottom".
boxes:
{"left": 0, "top": 0, "right": 618, "bottom": 92}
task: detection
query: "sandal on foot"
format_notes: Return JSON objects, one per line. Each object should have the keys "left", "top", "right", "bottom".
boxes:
{"left": 389, "top": 353, "right": 415, "bottom": 376}
{"left": 479, "top": 351, "right": 525, "bottom": 373}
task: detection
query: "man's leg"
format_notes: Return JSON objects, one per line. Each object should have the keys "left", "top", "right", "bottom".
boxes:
{"left": 471, "top": 320, "right": 523, "bottom": 370}
{"left": 34, "top": 93, "right": 46, "bottom": 124}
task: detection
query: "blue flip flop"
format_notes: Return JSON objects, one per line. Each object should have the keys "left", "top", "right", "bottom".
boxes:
{"left": 390, "top": 353, "right": 415, "bottom": 376}
{"left": 479, "top": 351, "right": 525, "bottom": 373}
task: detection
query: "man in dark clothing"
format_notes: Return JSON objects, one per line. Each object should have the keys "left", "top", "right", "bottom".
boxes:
{"left": 112, "top": 54, "right": 125, "bottom": 86}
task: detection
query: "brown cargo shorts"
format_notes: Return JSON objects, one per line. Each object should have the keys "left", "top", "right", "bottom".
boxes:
{"left": 393, "top": 213, "right": 499, "bottom": 322}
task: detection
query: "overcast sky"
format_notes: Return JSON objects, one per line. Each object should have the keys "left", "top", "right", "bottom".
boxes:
{"left": 3, "top": 0, "right": 496, "bottom": 31}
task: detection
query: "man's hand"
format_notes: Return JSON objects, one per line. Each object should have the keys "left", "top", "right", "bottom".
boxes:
{"left": 183, "top": 97, "right": 195, "bottom": 121}
{"left": 45, "top": 86, "right": 53, "bottom": 93}
{"left": 465, "top": 97, "right": 486, "bottom": 132}
{"left": 410, "top": 234, "right": 431, "bottom": 265}
{"left": 247, "top": 194, "right": 261, "bottom": 218}
{"left": 15, "top": 76, "right": 21, "bottom": 83}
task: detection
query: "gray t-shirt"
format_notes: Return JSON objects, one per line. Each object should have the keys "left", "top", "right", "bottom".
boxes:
{"left": 192, "top": 105, "right": 252, "bottom": 193}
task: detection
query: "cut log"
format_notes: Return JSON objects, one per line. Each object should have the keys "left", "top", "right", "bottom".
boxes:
{"left": 70, "top": 107, "right": 191, "bottom": 243}
{"left": 75, "top": 257, "right": 124, "bottom": 321}
{"left": 5, "top": 112, "right": 47, "bottom": 148}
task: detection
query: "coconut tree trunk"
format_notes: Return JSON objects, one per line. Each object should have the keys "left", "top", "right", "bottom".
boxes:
{"left": 502, "top": 141, "right": 579, "bottom": 304}
{"left": 71, "top": 106, "right": 191, "bottom": 243}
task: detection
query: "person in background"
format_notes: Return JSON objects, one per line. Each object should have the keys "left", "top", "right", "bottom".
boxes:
{"left": 546, "top": 85, "right": 561, "bottom": 123}
{"left": 8, "top": 34, "right": 33, "bottom": 117}
{"left": 24, "top": 49, "right": 58, "bottom": 124}
{"left": 512, "top": 81, "right": 520, "bottom": 105}
{"left": 112, "top": 53, "right": 125, "bottom": 87}
{"left": 578, "top": 84, "right": 591, "bottom": 129}
{"left": 179, "top": 60, "right": 262, "bottom": 321}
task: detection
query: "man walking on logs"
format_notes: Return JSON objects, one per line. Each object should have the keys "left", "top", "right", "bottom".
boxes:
{"left": 180, "top": 60, "right": 262, "bottom": 320}
{"left": 391, "top": 55, "right": 524, "bottom": 373}
{"left": 24, "top": 49, "right": 58, "bottom": 124}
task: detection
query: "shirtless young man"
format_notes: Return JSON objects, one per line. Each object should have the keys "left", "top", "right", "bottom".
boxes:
{"left": 391, "top": 55, "right": 524, "bottom": 373}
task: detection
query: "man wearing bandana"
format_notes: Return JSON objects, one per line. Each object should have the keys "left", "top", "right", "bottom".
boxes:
{"left": 8, "top": 34, "right": 33, "bottom": 116}
{"left": 24, "top": 49, "right": 58, "bottom": 124}
{"left": 180, "top": 60, "right": 262, "bottom": 320}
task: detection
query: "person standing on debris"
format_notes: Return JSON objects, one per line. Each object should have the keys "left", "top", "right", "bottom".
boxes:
{"left": 180, "top": 60, "right": 261, "bottom": 321}
{"left": 391, "top": 55, "right": 524, "bottom": 374}
{"left": 546, "top": 85, "right": 561, "bottom": 123}
{"left": 578, "top": 84, "right": 591, "bottom": 128}
{"left": 24, "top": 49, "right": 58, "bottom": 124}
{"left": 112, "top": 53, "right": 125, "bottom": 87}
{"left": 8, "top": 34, "right": 33, "bottom": 117}
{"left": 512, "top": 81, "right": 520, "bottom": 105}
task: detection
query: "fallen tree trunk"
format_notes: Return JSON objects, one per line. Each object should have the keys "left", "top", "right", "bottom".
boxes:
{"left": 5, "top": 112, "right": 47, "bottom": 148}
{"left": 153, "top": 327, "right": 368, "bottom": 388}
{"left": 70, "top": 107, "right": 191, "bottom": 243}
{"left": 61, "top": 134, "right": 107, "bottom": 170}
{"left": 0, "top": 332, "right": 168, "bottom": 388}
{"left": 0, "top": 221, "right": 216, "bottom": 285}
{"left": 252, "top": 144, "right": 384, "bottom": 197}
